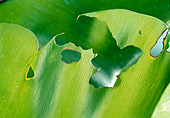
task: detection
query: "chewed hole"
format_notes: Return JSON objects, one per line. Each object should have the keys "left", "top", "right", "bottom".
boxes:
{"left": 26, "top": 66, "right": 34, "bottom": 80}
{"left": 61, "top": 49, "right": 81, "bottom": 64}
{"left": 150, "top": 28, "right": 169, "bottom": 58}
{"left": 166, "top": 42, "right": 170, "bottom": 53}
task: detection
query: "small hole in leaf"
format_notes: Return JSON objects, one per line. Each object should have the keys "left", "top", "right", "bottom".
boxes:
{"left": 26, "top": 66, "right": 34, "bottom": 79}
{"left": 61, "top": 49, "right": 81, "bottom": 64}
{"left": 166, "top": 42, "right": 170, "bottom": 53}
{"left": 150, "top": 28, "right": 168, "bottom": 58}
{"left": 0, "top": 0, "right": 7, "bottom": 4}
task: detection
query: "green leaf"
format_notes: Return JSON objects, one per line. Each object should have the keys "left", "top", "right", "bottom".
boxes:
{"left": 81, "top": 9, "right": 170, "bottom": 117}
{"left": 0, "top": 23, "right": 38, "bottom": 117}
{"left": 152, "top": 84, "right": 170, "bottom": 118}
{"left": 30, "top": 37, "right": 98, "bottom": 118}
{"left": 0, "top": 0, "right": 169, "bottom": 48}
{"left": 0, "top": 23, "right": 99, "bottom": 117}
{"left": 0, "top": 1, "right": 166, "bottom": 89}
{"left": 0, "top": 1, "right": 170, "bottom": 117}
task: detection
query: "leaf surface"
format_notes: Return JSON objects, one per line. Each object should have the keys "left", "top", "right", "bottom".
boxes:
{"left": 0, "top": 23, "right": 97, "bottom": 118}
{"left": 0, "top": 1, "right": 170, "bottom": 117}
{"left": 0, "top": 0, "right": 169, "bottom": 48}
{"left": 81, "top": 9, "right": 170, "bottom": 117}
{"left": 152, "top": 84, "right": 170, "bottom": 118}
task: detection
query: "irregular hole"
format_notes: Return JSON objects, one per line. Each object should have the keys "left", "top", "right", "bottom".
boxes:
{"left": 114, "top": 76, "right": 121, "bottom": 87}
{"left": 166, "top": 36, "right": 170, "bottom": 53}
{"left": 56, "top": 16, "right": 142, "bottom": 88}
{"left": 61, "top": 49, "right": 81, "bottom": 64}
{"left": 26, "top": 66, "right": 34, "bottom": 80}
{"left": 166, "top": 44, "right": 170, "bottom": 52}
{"left": 150, "top": 28, "right": 169, "bottom": 58}
{"left": 0, "top": 0, "right": 7, "bottom": 4}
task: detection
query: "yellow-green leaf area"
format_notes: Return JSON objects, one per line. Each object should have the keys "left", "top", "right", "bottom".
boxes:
{"left": 0, "top": 23, "right": 99, "bottom": 118}
{"left": 82, "top": 9, "right": 170, "bottom": 117}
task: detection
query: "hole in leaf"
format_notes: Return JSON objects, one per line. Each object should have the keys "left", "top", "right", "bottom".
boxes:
{"left": 0, "top": 0, "right": 7, "bottom": 4}
{"left": 166, "top": 41, "right": 170, "bottom": 53}
{"left": 166, "top": 46, "right": 170, "bottom": 53}
{"left": 26, "top": 66, "right": 34, "bottom": 79}
{"left": 61, "top": 49, "right": 81, "bottom": 64}
{"left": 150, "top": 28, "right": 169, "bottom": 57}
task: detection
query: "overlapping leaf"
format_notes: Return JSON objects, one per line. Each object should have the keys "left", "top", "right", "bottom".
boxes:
{"left": 152, "top": 84, "right": 170, "bottom": 118}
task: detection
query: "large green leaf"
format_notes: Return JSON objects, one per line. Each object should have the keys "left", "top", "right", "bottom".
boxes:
{"left": 0, "top": 0, "right": 169, "bottom": 48}
{"left": 0, "top": 22, "right": 142, "bottom": 117}
{"left": 151, "top": 84, "right": 170, "bottom": 118}
{"left": 0, "top": 23, "right": 38, "bottom": 117}
{"left": 27, "top": 37, "right": 99, "bottom": 118}
{"left": 0, "top": 1, "right": 170, "bottom": 117}
{"left": 81, "top": 9, "right": 170, "bottom": 117}
{"left": 1, "top": 11, "right": 170, "bottom": 118}
{"left": 0, "top": 1, "right": 167, "bottom": 89}
{"left": 0, "top": 23, "right": 100, "bottom": 117}
{"left": 0, "top": 23, "right": 141, "bottom": 117}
